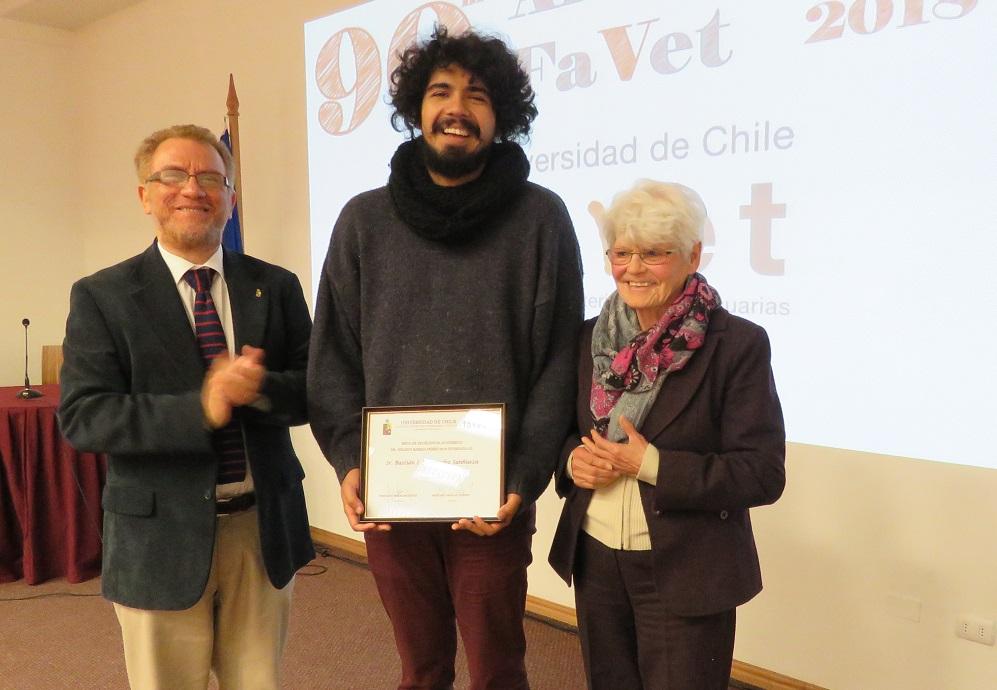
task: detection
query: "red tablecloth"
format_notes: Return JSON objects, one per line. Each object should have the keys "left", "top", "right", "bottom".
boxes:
{"left": 0, "top": 384, "right": 106, "bottom": 584}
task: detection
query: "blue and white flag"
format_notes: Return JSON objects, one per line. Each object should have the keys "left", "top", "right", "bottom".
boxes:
{"left": 219, "top": 129, "right": 243, "bottom": 253}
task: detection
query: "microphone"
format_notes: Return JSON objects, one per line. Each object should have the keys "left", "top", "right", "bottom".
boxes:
{"left": 16, "top": 318, "right": 43, "bottom": 399}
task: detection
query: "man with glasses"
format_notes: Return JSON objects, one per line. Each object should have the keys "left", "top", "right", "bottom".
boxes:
{"left": 59, "top": 124, "right": 314, "bottom": 689}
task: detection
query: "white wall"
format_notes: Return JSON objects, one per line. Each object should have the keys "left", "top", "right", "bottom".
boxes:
{"left": 0, "top": 19, "right": 83, "bottom": 386}
{"left": 6, "top": 2, "right": 994, "bottom": 688}
{"left": 743, "top": 446, "right": 997, "bottom": 689}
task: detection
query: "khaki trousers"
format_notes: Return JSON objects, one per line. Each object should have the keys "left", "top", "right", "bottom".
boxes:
{"left": 113, "top": 507, "right": 293, "bottom": 690}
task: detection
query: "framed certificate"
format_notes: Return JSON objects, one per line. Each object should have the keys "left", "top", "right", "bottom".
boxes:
{"left": 359, "top": 404, "right": 505, "bottom": 522}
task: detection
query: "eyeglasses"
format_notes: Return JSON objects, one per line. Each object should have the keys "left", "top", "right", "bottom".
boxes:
{"left": 605, "top": 248, "right": 678, "bottom": 266}
{"left": 145, "top": 169, "right": 231, "bottom": 190}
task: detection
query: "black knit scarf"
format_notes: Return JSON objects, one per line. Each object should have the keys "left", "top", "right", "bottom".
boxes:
{"left": 387, "top": 137, "right": 530, "bottom": 242}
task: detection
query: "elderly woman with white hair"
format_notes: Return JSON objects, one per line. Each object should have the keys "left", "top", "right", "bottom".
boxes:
{"left": 548, "top": 180, "right": 786, "bottom": 690}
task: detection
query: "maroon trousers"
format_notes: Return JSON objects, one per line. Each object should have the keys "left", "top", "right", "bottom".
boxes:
{"left": 365, "top": 507, "right": 535, "bottom": 690}
{"left": 574, "top": 533, "right": 735, "bottom": 690}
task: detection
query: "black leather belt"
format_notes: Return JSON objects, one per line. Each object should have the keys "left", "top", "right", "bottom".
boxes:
{"left": 216, "top": 492, "right": 256, "bottom": 515}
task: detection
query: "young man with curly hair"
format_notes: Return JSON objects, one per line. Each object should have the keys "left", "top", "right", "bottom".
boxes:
{"left": 308, "top": 26, "right": 584, "bottom": 689}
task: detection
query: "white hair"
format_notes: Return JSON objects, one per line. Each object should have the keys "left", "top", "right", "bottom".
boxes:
{"left": 600, "top": 179, "right": 706, "bottom": 259}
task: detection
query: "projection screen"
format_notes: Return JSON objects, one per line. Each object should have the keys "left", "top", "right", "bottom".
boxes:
{"left": 304, "top": 0, "right": 996, "bottom": 469}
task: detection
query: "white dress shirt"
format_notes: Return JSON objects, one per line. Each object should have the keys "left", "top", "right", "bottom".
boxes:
{"left": 157, "top": 243, "right": 254, "bottom": 498}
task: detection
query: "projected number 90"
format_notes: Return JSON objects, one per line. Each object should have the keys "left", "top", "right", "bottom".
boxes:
{"left": 315, "top": 2, "right": 471, "bottom": 136}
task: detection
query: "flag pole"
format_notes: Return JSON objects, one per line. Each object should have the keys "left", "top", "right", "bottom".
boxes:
{"left": 226, "top": 74, "right": 245, "bottom": 245}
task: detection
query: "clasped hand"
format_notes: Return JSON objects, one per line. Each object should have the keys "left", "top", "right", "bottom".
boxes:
{"left": 201, "top": 345, "right": 266, "bottom": 429}
{"left": 571, "top": 416, "right": 648, "bottom": 490}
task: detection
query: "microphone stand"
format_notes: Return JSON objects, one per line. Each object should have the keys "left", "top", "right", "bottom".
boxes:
{"left": 16, "top": 318, "right": 43, "bottom": 399}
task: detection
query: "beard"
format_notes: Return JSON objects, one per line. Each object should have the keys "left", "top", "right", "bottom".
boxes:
{"left": 155, "top": 210, "right": 227, "bottom": 257}
{"left": 418, "top": 135, "right": 493, "bottom": 183}
{"left": 161, "top": 224, "right": 223, "bottom": 251}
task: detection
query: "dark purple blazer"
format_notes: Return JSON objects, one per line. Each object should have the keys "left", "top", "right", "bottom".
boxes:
{"left": 548, "top": 309, "right": 786, "bottom": 616}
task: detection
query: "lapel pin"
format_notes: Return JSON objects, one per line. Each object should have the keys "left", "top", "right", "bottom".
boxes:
{"left": 255, "top": 288, "right": 263, "bottom": 298}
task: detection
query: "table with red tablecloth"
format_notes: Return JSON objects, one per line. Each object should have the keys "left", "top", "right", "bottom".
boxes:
{"left": 0, "top": 384, "right": 106, "bottom": 584}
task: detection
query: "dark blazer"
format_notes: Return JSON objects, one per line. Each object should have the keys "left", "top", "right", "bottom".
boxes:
{"left": 59, "top": 242, "right": 315, "bottom": 610}
{"left": 548, "top": 309, "right": 785, "bottom": 616}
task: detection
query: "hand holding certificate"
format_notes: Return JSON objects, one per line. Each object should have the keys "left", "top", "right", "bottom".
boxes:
{"left": 339, "top": 468, "right": 391, "bottom": 532}
{"left": 451, "top": 492, "right": 522, "bottom": 536}
{"left": 359, "top": 404, "right": 505, "bottom": 523}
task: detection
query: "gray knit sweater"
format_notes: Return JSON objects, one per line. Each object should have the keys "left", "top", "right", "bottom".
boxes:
{"left": 307, "top": 182, "right": 584, "bottom": 506}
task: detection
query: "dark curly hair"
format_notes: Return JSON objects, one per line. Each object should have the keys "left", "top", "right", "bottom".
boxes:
{"left": 389, "top": 25, "right": 537, "bottom": 143}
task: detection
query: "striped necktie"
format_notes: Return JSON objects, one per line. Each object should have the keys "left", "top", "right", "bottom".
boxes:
{"left": 183, "top": 267, "right": 247, "bottom": 484}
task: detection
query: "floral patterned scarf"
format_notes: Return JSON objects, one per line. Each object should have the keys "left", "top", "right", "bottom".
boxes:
{"left": 590, "top": 272, "right": 720, "bottom": 441}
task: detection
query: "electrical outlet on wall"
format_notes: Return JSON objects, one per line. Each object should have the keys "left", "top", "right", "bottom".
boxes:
{"left": 956, "top": 615, "right": 996, "bottom": 645}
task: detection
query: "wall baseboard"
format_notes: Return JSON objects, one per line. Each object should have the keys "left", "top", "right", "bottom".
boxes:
{"left": 729, "top": 660, "right": 827, "bottom": 690}
{"left": 308, "top": 527, "right": 824, "bottom": 690}
{"left": 312, "top": 526, "right": 366, "bottom": 559}
{"left": 525, "top": 594, "right": 576, "bottom": 628}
